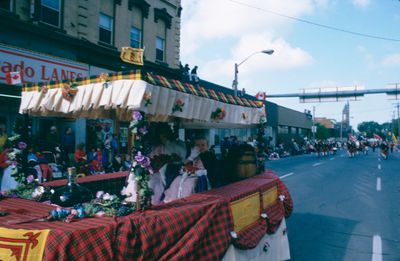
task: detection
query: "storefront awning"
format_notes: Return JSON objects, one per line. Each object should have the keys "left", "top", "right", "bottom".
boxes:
{"left": 20, "top": 70, "right": 265, "bottom": 128}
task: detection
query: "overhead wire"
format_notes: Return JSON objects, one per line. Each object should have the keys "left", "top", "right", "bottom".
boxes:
{"left": 228, "top": 0, "right": 400, "bottom": 42}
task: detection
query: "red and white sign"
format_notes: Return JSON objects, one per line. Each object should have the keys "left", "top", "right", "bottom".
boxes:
{"left": 5, "top": 71, "right": 22, "bottom": 85}
{"left": 0, "top": 44, "right": 89, "bottom": 85}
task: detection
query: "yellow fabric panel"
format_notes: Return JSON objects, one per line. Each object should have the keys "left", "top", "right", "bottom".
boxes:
{"left": 262, "top": 186, "right": 278, "bottom": 209}
{"left": 0, "top": 227, "right": 50, "bottom": 261}
{"left": 230, "top": 192, "right": 260, "bottom": 233}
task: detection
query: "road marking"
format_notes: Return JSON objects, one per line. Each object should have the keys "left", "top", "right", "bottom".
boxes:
{"left": 330, "top": 157, "right": 335, "bottom": 161}
{"left": 372, "top": 235, "right": 382, "bottom": 261}
{"left": 312, "top": 162, "right": 322, "bottom": 167}
{"left": 280, "top": 172, "right": 294, "bottom": 179}
{"left": 376, "top": 178, "right": 381, "bottom": 191}
{"left": 378, "top": 164, "right": 381, "bottom": 170}
{"left": 378, "top": 158, "right": 381, "bottom": 162}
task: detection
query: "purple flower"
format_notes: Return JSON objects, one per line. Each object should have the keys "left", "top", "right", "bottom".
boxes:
{"left": 134, "top": 151, "right": 145, "bottom": 162}
{"left": 140, "top": 157, "right": 151, "bottom": 168}
{"left": 18, "top": 142, "right": 27, "bottom": 150}
{"left": 134, "top": 152, "right": 151, "bottom": 169}
{"left": 138, "top": 127, "right": 148, "bottom": 135}
{"left": 132, "top": 111, "right": 143, "bottom": 121}
{"left": 26, "top": 175, "right": 35, "bottom": 183}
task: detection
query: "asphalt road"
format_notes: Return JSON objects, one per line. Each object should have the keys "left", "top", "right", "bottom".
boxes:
{"left": 267, "top": 149, "right": 400, "bottom": 261}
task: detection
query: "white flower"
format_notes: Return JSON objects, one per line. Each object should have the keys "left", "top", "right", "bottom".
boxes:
{"left": 102, "top": 193, "right": 112, "bottom": 201}
{"left": 279, "top": 195, "right": 286, "bottom": 202}
{"left": 96, "top": 190, "right": 105, "bottom": 199}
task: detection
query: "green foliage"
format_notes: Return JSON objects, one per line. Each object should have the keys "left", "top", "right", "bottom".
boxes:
{"left": 315, "top": 123, "right": 330, "bottom": 140}
{"left": 357, "top": 121, "right": 382, "bottom": 138}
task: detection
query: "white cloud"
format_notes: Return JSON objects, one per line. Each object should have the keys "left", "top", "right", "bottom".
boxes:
{"left": 181, "top": 1, "right": 316, "bottom": 92}
{"left": 381, "top": 54, "right": 400, "bottom": 67}
{"left": 181, "top": 0, "right": 319, "bottom": 57}
{"left": 197, "top": 33, "right": 313, "bottom": 92}
{"left": 352, "top": 0, "right": 371, "bottom": 8}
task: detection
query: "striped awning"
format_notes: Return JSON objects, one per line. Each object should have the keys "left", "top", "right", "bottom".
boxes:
{"left": 20, "top": 70, "right": 265, "bottom": 128}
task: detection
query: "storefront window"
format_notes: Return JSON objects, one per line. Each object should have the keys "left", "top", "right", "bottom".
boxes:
{"left": 278, "top": 126, "right": 289, "bottom": 134}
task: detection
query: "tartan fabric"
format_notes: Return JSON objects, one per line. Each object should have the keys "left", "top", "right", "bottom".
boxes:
{"left": 253, "top": 170, "right": 294, "bottom": 218}
{"left": 186, "top": 83, "right": 199, "bottom": 96}
{"left": 226, "top": 94, "right": 237, "bottom": 105}
{"left": 172, "top": 79, "right": 188, "bottom": 93}
{"left": 218, "top": 92, "right": 229, "bottom": 103}
{"left": 208, "top": 89, "right": 219, "bottom": 101}
{"left": 23, "top": 70, "right": 143, "bottom": 91}
{"left": 23, "top": 70, "right": 263, "bottom": 108}
{"left": 0, "top": 173, "right": 291, "bottom": 259}
{"left": 114, "top": 193, "right": 231, "bottom": 261}
{"left": 253, "top": 170, "right": 294, "bottom": 233}
{"left": 233, "top": 220, "right": 267, "bottom": 249}
{"left": 0, "top": 198, "right": 117, "bottom": 261}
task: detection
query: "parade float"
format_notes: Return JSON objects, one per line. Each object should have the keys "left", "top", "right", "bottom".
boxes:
{"left": 1, "top": 69, "right": 293, "bottom": 260}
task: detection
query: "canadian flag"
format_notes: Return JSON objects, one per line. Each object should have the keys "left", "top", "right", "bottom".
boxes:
{"left": 373, "top": 133, "right": 382, "bottom": 140}
{"left": 255, "top": 91, "right": 266, "bottom": 100}
{"left": 5, "top": 71, "right": 22, "bottom": 85}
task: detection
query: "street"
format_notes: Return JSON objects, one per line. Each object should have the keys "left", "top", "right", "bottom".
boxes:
{"left": 268, "top": 149, "right": 400, "bottom": 261}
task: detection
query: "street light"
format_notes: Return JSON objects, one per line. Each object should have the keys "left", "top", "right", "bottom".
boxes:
{"left": 232, "top": 49, "right": 274, "bottom": 96}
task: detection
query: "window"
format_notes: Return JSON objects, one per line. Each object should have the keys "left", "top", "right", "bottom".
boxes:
{"left": 99, "top": 13, "right": 113, "bottom": 44}
{"left": 130, "top": 27, "right": 141, "bottom": 48}
{"left": 278, "top": 126, "right": 289, "bottom": 134}
{"left": 40, "top": 0, "right": 61, "bottom": 27}
{"left": 155, "top": 37, "right": 165, "bottom": 61}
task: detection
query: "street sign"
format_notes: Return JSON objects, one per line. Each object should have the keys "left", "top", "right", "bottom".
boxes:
{"left": 311, "top": 125, "right": 317, "bottom": 133}
{"left": 299, "top": 86, "right": 365, "bottom": 103}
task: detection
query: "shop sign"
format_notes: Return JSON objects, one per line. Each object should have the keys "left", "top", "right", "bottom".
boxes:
{"left": 0, "top": 44, "right": 89, "bottom": 85}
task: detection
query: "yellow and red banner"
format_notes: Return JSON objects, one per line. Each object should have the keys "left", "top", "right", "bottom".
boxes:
{"left": 0, "top": 227, "right": 50, "bottom": 261}
{"left": 120, "top": 47, "right": 144, "bottom": 66}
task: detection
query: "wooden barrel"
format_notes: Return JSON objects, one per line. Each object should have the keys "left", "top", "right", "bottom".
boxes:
{"left": 236, "top": 151, "right": 257, "bottom": 179}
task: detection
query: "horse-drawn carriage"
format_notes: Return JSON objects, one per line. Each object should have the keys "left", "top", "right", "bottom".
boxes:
{"left": 1, "top": 70, "right": 293, "bottom": 260}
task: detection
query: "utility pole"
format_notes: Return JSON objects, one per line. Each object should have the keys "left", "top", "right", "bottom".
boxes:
{"left": 312, "top": 106, "right": 316, "bottom": 140}
{"left": 395, "top": 102, "right": 400, "bottom": 136}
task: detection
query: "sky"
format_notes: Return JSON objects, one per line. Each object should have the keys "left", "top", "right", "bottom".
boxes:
{"left": 180, "top": 0, "right": 400, "bottom": 130}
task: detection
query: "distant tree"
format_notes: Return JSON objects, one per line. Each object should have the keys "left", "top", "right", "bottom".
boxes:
{"left": 357, "top": 121, "right": 382, "bottom": 138}
{"left": 315, "top": 123, "right": 330, "bottom": 140}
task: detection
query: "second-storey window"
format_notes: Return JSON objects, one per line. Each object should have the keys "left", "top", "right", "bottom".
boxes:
{"left": 130, "top": 27, "right": 141, "bottom": 48}
{"left": 41, "top": 0, "right": 61, "bottom": 27}
{"left": 99, "top": 13, "right": 113, "bottom": 44}
{"left": 156, "top": 37, "right": 165, "bottom": 61}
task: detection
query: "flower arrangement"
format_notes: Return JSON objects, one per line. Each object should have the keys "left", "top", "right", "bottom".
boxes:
{"left": 47, "top": 191, "right": 134, "bottom": 223}
{"left": 211, "top": 107, "right": 226, "bottom": 120}
{"left": 172, "top": 99, "right": 185, "bottom": 113}
{"left": 62, "top": 84, "right": 78, "bottom": 101}
{"left": 143, "top": 92, "right": 152, "bottom": 107}
{"left": 124, "top": 110, "right": 153, "bottom": 211}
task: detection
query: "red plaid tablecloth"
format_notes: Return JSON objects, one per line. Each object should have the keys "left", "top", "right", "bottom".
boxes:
{"left": 0, "top": 171, "right": 293, "bottom": 260}
{"left": 0, "top": 198, "right": 117, "bottom": 261}
{"left": 114, "top": 193, "right": 232, "bottom": 261}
